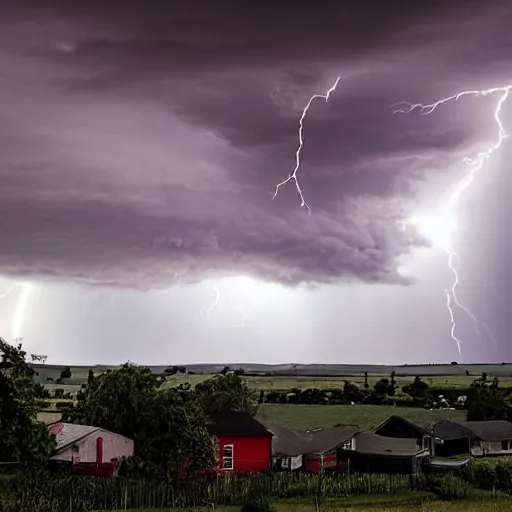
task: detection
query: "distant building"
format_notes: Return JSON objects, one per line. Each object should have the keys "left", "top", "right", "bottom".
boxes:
{"left": 265, "top": 423, "right": 309, "bottom": 471}
{"left": 303, "top": 426, "right": 360, "bottom": 473}
{"left": 48, "top": 422, "right": 134, "bottom": 477}
{"left": 340, "top": 432, "right": 429, "bottom": 475}
{"left": 206, "top": 412, "right": 273, "bottom": 473}
{"left": 372, "top": 415, "right": 435, "bottom": 455}
{"left": 433, "top": 420, "right": 512, "bottom": 457}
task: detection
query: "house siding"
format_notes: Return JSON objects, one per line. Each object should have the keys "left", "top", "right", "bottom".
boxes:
{"left": 53, "top": 430, "right": 134, "bottom": 464}
{"left": 471, "top": 440, "right": 512, "bottom": 457}
{"left": 218, "top": 436, "right": 272, "bottom": 473}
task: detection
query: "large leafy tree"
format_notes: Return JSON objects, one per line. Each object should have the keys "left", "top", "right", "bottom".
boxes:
{"left": 0, "top": 338, "right": 56, "bottom": 462}
{"left": 194, "top": 373, "right": 258, "bottom": 415}
{"left": 466, "top": 380, "right": 512, "bottom": 421}
{"left": 64, "top": 364, "right": 216, "bottom": 479}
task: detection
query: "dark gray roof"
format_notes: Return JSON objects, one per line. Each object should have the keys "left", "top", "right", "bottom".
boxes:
{"left": 372, "top": 415, "right": 431, "bottom": 436}
{"left": 207, "top": 412, "right": 272, "bottom": 437}
{"left": 433, "top": 420, "right": 512, "bottom": 442}
{"left": 307, "top": 426, "right": 360, "bottom": 454}
{"left": 266, "top": 424, "right": 311, "bottom": 456}
{"left": 353, "top": 433, "right": 426, "bottom": 457}
{"left": 263, "top": 424, "right": 359, "bottom": 456}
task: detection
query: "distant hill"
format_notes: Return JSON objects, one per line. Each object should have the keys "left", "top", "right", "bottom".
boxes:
{"left": 31, "top": 361, "right": 512, "bottom": 385}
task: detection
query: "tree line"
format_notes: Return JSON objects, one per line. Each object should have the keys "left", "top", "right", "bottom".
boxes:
{"left": 0, "top": 338, "right": 257, "bottom": 481}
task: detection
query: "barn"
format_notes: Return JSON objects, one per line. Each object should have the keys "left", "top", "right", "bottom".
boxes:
{"left": 48, "top": 422, "right": 134, "bottom": 477}
{"left": 207, "top": 411, "right": 273, "bottom": 473}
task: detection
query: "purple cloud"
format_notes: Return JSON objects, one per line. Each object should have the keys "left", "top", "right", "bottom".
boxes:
{"left": 1, "top": 0, "right": 511, "bottom": 289}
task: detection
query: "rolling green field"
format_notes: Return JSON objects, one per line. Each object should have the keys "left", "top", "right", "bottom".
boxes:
{"left": 37, "top": 371, "right": 512, "bottom": 396}
{"left": 255, "top": 404, "right": 466, "bottom": 430}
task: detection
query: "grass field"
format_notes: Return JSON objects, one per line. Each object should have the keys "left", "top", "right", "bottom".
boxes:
{"left": 255, "top": 404, "right": 466, "bottom": 429}
{"left": 105, "top": 499, "right": 512, "bottom": 512}
{"left": 161, "top": 374, "right": 512, "bottom": 390}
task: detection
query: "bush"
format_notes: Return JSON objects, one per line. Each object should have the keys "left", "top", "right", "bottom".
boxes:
{"left": 241, "top": 497, "right": 275, "bottom": 512}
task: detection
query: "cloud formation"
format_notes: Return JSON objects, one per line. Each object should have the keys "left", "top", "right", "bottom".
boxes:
{"left": 1, "top": 0, "right": 512, "bottom": 289}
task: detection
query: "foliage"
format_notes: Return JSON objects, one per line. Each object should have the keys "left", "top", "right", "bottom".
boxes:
{"left": 466, "top": 380, "right": 512, "bottom": 421}
{"left": 59, "top": 366, "right": 71, "bottom": 379}
{"left": 0, "top": 338, "right": 56, "bottom": 463}
{"left": 402, "top": 376, "right": 430, "bottom": 401}
{"left": 63, "top": 364, "right": 216, "bottom": 480}
{"left": 195, "top": 373, "right": 258, "bottom": 416}
{"left": 0, "top": 471, "right": 429, "bottom": 511}
{"left": 374, "top": 378, "right": 396, "bottom": 397}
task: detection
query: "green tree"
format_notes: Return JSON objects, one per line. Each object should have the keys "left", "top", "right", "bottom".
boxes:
{"left": 374, "top": 378, "right": 396, "bottom": 397}
{"left": 466, "top": 380, "right": 512, "bottom": 421}
{"left": 402, "top": 376, "right": 429, "bottom": 401}
{"left": 0, "top": 338, "right": 56, "bottom": 463}
{"left": 195, "top": 373, "right": 258, "bottom": 415}
{"left": 60, "top": 366, "right": 72, "bottom": 379}
{"left": 64, "top": 364, "right": 215, "bottom": 479}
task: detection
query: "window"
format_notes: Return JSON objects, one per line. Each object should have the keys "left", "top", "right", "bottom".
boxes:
{"left": 222, "top": 444, "right": 234, "bottom": 470}
{"left": 502, "top": 441, "right": 510, "bottom": 451}
{"left": 281, "top": 458, "right": 289, "bottom": 469}
{"left": 341, "top": 438, "right": 354, "bottom": 451}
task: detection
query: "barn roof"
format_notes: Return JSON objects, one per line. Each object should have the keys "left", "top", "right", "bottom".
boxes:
{"left": 372, "top": 415, "right": 431, "bottom": 436}
{"left": 48, "top": 423, "right": 100, "bottom": 451}
{"left": 207, "top": 412, "right": 272, "bottom": 437}
{"left": 353, "top": 432, "right": 426, "bottom": 457}
{"left": 433, "top": 420, "right": 512, "bottom": 442}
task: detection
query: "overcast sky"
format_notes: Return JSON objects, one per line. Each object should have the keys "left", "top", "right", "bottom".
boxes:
{"left": 0, "top": 0, "right": 511, "bottom": 365}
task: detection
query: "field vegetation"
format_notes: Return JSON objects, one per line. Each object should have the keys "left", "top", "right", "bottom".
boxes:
{"left": 255, "top": 404, "right": 466, "bottom": 430}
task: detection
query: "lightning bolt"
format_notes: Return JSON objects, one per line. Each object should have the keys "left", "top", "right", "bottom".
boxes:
{"left": 394, "top": 85, "right": 511, "bottom": 354}
{"left": 204, "top": 285, "right": 220, "bottom": 319}
{"left": 0, "top": 282, "right": 32, "bottom": 342}
{"left": 272, "top": 76, "right": 341, "bottom": 211}
{"left": 12, "top": 283, "right": 32, "bottom": 341}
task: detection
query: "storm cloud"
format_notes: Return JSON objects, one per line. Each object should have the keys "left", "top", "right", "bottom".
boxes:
{"left": 1, "top": 0, "right": 512, "bottom": 290}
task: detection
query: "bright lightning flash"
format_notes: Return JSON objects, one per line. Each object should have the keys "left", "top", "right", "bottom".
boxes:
{"left": 272, "top": 77, "right": 341, "bottom": 211}
{"left": 0, "top": 282, "right": 32, "bottom": 341}
{"left": 394, "top": 85, "right": 511, "bottom": 354}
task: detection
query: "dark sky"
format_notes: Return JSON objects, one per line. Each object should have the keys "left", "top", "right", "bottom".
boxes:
{"left": 0, "top": 0, "right": 511, "bottom": 364}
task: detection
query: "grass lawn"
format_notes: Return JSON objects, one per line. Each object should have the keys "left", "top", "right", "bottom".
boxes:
{"left": 255, "top": 404, "right": 466, "bottom": 430}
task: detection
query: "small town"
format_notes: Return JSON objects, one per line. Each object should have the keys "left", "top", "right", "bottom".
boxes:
{"left": 1, "top": 1, "right": 511, "bottom": 511}
{"left": 2, "top": 338, "right": 512, "bottom": 511}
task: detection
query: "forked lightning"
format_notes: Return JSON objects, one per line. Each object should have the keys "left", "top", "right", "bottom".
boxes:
{"left": 272, "top": 77, "right": 341, "bottom": 211}
{"left": 394, "top": 85, "right": 511, "bottom": 354}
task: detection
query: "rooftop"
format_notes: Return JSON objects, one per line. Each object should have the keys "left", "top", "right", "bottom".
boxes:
{"left": 433, "top": 420, "right": 512, "bottom": 442}
{"left": 207, "top": 411, "right": 272, "bottom": 437}
{"left": 353, "top": 432, "right": 426, "bottom": 457}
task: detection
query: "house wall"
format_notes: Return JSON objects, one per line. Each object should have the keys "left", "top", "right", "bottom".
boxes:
{"left": 471, "top": 440, "right": 512, "bottom": 457}
{"left": 54, "top": 430, "right": 134, "bottom": 464}
{"left": 304, "top": 451, "right": 337, "bottom": 473}
{"left": 346, "top": 454, "right": 418, "bottom": 475}
{"left": 375, "top": 419, "right": 423, "bottom": 440}
{"left": 218, "top": 435, "right": 272, "bottom": 473}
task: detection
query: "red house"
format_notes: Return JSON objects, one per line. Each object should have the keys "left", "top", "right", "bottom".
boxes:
{"left": 206, "top": 411, "right": 273, "bottom": 473}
